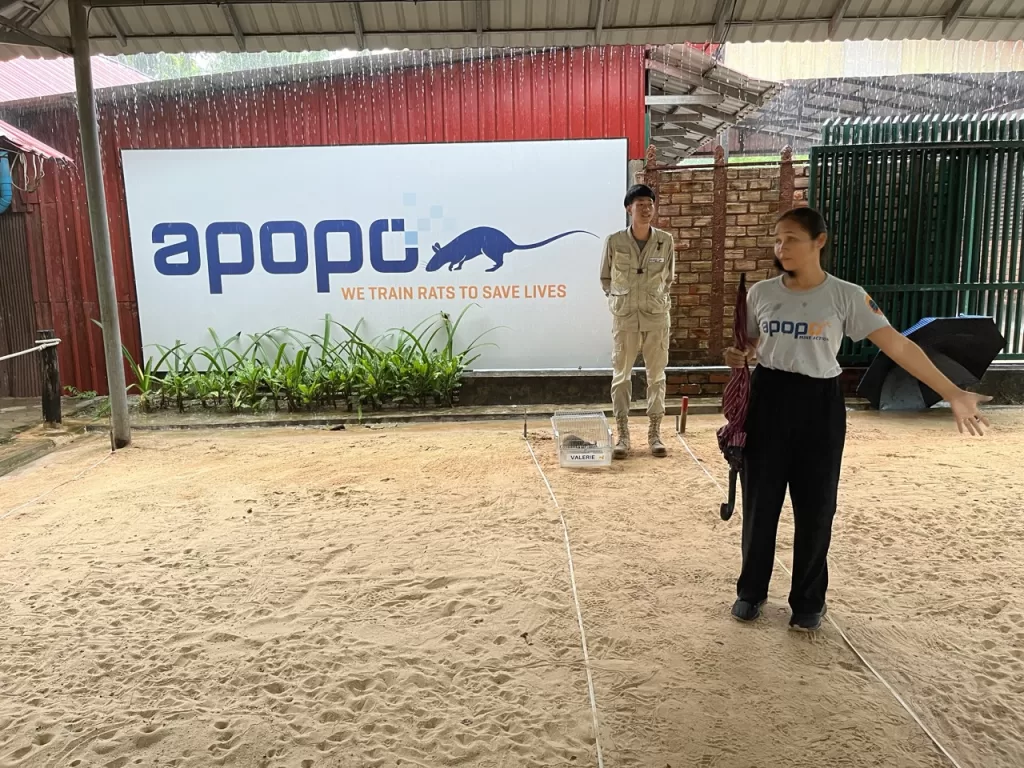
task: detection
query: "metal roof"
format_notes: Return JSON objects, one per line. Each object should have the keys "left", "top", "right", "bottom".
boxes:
{"left": 0, "top": 115, "right": 69, "bottom": 159}
{"left": 725, "top": 69, "right": 1024, "bottom": 153}
{"left": 3, "top": 1, "right": 1024, "bottom": 62}
{"left": 646, "top": 43, "right": 779, "bottom": 160}
{"left": 0, "top": 45, "right": 542, "bottom": 110}
{"left": 0, "top": 54, "right": 148, "bottom": 101}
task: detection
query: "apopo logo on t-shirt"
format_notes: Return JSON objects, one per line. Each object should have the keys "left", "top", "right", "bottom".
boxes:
{"left": 761, "top": 319, "right": 831, "bottom": 342}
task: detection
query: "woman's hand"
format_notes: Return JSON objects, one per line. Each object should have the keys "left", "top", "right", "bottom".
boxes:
{"left": 724, "top": 345, "right": 756, "bottom": 369}
{"left": 948, "top": 389, "right": 994, "bottom": 436}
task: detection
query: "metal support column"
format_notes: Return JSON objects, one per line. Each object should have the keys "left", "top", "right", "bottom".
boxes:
{"left": 69, "top": 0, "right": 131, "bottom": 449}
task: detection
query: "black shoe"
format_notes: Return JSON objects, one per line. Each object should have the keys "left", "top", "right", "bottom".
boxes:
{"left": 789, "top": 604, "right": 827, "bottom": 632}
{"left": 731, "top": 599, "right": 765, "bottom": 623}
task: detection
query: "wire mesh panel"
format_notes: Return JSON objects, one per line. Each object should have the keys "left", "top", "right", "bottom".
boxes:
{"left": 550, "top": 410, "right": 613, "bottom": 468}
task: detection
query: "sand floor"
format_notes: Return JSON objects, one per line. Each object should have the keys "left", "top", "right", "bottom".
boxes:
{"left": 0, "top": 409, "right": 1022, "bottom": 768}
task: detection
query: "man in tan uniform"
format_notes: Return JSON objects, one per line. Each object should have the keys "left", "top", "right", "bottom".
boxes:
{"left": 600, "top": 184, "right": 675, "bottom": 459}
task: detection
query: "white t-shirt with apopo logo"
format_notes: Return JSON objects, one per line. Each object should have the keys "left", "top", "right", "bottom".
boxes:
{"left": 745, "top": 274, "right": 890, "bottom": 379}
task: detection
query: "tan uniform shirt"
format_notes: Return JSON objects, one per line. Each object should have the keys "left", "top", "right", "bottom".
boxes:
{"left": 599, "top": 227, "right": 676, "bottom": 332}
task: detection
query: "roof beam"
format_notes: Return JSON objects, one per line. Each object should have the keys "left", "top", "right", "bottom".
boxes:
{"left": 475, "top": 0, "right": 483, "bottom": 35}
{"left": 652, "top": 145, "right": 688, "bottom": 161}
{"left": 652, "top": 127, "right": 702, "bottom": 138}
{"left": 942, "top": 0, "right": 970, "bottom": 35}
{"left": 646, "top": 58, "right": 767, "bottom": 106}
{"left": 837, "top": 76, "right": 956, "bottom": 103}
{"left": 104, "top": 7, "right": 128, "bottom": 45}
{"left": 653, "top": 134, "right": 702, "bottom": 150}
{"left": 55, "top": 5, "right": 1024, "bottom": 45}
{"left": 646, "top": 94, "right": 725, "bottom": 106}
{"left": 828, "top": 0, "right": 853, "bottom": 39}
{"left": 659, "top": 123, "right": 720, "bottom": 141}
{"left": 650, "top": 113, "right": 703, "bottom": 125}
{"left": 0, "top": 15, "right": 70, "bottom": 53}
{"left": 594, "top": 0, "right": 607, "bottom": 43}
{"left": 712, "top": 0, "right": 736, "bottom": 43}
{"left": 661, "top": 103, "right": 742, "bottom": 125}
{"left": 220, "top": 3, "right": 245, "bottom": 50}
{"left": 0, "top": 0, "right": 29, "bottom": 17}
{"left": 20, "top": 0, "right": 55, "bottom": 25}
{"left": 744, "top": 124, "right": 818, "bottom": 140}
{"left": 350, "top": 1, "right": 365, "bottom": 49}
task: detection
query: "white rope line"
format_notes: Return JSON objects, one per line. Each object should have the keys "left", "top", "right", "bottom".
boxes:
{"left": 673, "top": 431, "right": 966, "bottom": 768}
{"left": 0, "top": 338, "right": 61, "bottom": 364}
{"left": 0, "top": 450, "right": 113, "bottom": 523}
{"left": 524, "top": 437, "right": 605, "bottom": 768}
{"left": 676, "top": 430, "right": 725, "bottom": 492}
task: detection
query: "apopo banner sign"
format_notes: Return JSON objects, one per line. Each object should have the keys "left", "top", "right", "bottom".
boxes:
{"left": 122, "top": 139, "right": 626, "bottom": 369}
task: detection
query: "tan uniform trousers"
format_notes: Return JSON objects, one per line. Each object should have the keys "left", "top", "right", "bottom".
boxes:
{"left": 611, "top": 317, "right": 670, "bottom": 419}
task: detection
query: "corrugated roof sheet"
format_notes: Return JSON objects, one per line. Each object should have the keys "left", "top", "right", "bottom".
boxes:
{"left": 0, "top": 55, "right": 149, "bottom": 102}
{"left": 3, "top": 0, "right": 1024, "bottom": 61}
{"left": 733, "top": 69, "right": 1024, "bottom": 151}
{"left": 646, "top": 44, "right": 780, "bottom": 161}
{"left": 0, "top": 117, "right": 70, "bottom": 161}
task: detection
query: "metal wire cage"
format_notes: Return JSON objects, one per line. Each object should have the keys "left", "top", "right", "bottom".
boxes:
{"left": 550, "top": 410, "right": 614, "bottom": 468}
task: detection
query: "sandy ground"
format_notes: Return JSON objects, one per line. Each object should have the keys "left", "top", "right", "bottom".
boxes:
{"left": 0, "top": 409, "right": 1021, "bottom": 768}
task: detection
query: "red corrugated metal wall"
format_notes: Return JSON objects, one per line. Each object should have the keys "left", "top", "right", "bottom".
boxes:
{"left": 0, "top": 209, "right": 42, "bottom": 397}
{"left": 3, "top": 46, "right": 645, "bottom": 395}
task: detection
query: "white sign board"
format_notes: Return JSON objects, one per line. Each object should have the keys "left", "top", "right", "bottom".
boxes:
{"left": 122, "top": 139, "right": 626, "bottom": 369}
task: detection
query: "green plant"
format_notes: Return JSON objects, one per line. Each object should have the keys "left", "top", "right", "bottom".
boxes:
{"left": 88, "top": 308, "right": 499, "bottom": 415}
{"left": 63, "top": 386, "right": 98, "bottom": 400}
{"left": 232, "top": 358, "right": 268, "bottom": 411}
{"left": 123, "top": 343, "right": 183, "bottom": 412}
{"left": 434, "top": 305, "right": 502, "bottom": 406}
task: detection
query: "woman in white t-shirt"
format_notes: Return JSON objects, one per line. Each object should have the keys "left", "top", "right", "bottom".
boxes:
{"left": 723, "top": 206, "right": 991, "bottom": 631}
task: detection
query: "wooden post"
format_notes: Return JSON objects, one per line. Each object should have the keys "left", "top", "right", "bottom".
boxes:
{"left": 38, "top": 330, "right": 61, "bottom": 426}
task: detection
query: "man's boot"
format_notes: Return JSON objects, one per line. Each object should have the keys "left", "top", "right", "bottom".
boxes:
{"left": 649, "top": 415, "right": 667, "bottom": 457}
{"left": 613, "top": 417, "right": 630, "bottom": 459}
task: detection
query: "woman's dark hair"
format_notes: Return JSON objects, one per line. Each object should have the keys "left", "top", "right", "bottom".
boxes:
{"left": 624, "top": 184, "right": 656, "bottom": 207}
{"left": 776, "top": 206, "right": 828, "bottom": 240}
{"left": 774, "top": 206, "right": 831, "bottom": 274}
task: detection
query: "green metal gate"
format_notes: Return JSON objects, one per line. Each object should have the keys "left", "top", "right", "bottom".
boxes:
{"left": 809, "top": 115, "right": 1024, "bottom": 364}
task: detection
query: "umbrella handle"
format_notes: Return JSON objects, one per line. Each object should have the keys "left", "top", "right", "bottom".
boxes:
{"left": 720, "top": 468, "right": 738, "bottom": 521}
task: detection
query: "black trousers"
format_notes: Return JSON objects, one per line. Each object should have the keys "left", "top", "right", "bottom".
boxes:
{"left": 737, "top": 365, "right": 846, "bottom": 614}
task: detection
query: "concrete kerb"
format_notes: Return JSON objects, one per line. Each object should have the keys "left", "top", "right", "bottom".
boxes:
{"left": 78, "top": 398, "right": 873, "bottom": 435}
{"left": 0, "top": 440, "right": 56, "bottom": 477}
{"left": 83, "top": 402, "right": 722, "bottom": 434}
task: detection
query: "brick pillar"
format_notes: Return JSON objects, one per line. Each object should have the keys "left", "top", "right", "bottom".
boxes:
{"left": 643, "top": 143, "right": 659, "bottom": 195}
{"left": 709, "top": 145, "right": 727, "bottom": 360}
{"left": 779, "top": 145, "right": 795, "bottom": 214}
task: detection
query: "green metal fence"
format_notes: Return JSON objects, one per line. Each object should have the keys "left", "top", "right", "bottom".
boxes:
{"left": 810, "top": 114, "right": 1024, "bottom": 364}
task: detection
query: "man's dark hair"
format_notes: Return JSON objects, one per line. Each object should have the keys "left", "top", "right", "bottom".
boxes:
{"left": 623, "top": 184, "right": 656, "bottom": 208}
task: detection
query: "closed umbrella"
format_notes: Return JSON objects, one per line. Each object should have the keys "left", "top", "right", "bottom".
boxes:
{"left": 716, "top": 273, "right": 751, "bottom": 521}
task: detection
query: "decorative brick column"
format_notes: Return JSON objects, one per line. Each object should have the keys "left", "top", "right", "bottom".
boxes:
{"left": 709, "top": 145, "right": 728, "bottom": 360}
{"left": 643, "top": 144, "right": 659, "bottom": 195}
{"left": 779, "top": 145, "right": 795, "bottom": 213}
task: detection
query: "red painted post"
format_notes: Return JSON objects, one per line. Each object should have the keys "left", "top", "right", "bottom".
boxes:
{"left": 676, "top": 395, "right": 689, "bottom": 434}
